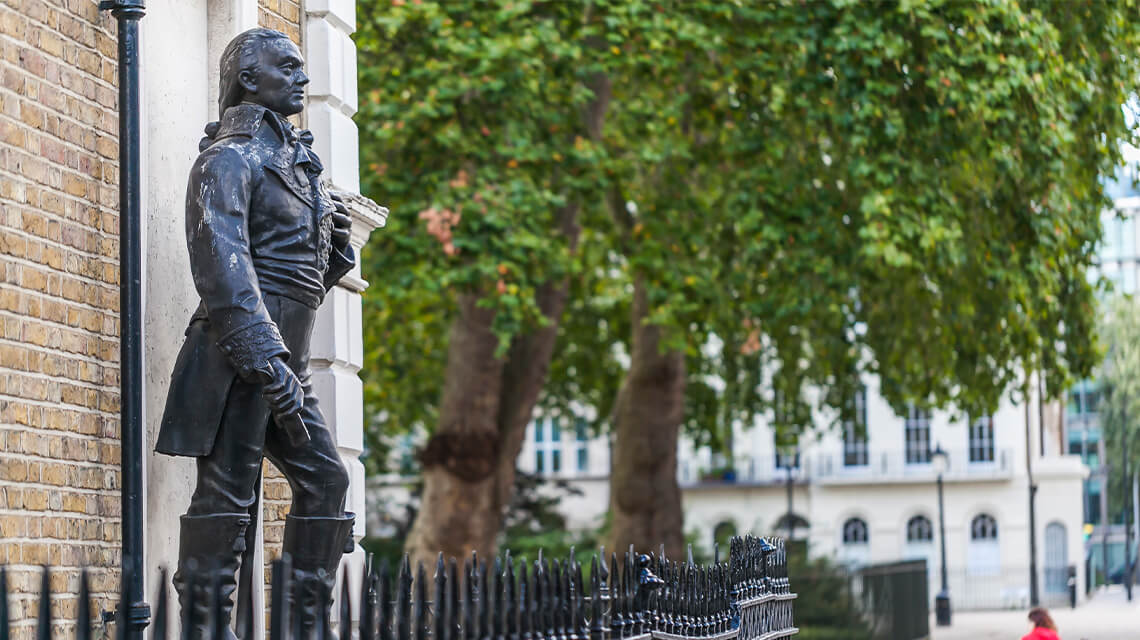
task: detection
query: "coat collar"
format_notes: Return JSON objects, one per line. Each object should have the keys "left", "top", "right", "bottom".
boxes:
{"left": 215, "top": 102, "right": 290, "bottom": 142}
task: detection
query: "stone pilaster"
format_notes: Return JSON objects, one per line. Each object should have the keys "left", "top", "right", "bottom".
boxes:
{"left": 302, "top": 0, "right": 387, "bottom": 617}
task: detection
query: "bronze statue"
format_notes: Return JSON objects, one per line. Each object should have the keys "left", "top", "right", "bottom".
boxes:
{"left": 156, "top": 28, "right": 355, "bottom": 639}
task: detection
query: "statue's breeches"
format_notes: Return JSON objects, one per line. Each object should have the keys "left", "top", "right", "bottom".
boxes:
{"left": 183, "top": 293, "right": 349, "bottom": 518}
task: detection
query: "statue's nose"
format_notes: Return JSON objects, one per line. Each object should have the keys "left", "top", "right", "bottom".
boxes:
{"left": 296, "top": 70, "right": 310, "bottom": 87}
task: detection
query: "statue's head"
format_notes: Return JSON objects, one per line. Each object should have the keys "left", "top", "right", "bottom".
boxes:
{"left": 218, "top": 28, "right": 308, "bottom": 118}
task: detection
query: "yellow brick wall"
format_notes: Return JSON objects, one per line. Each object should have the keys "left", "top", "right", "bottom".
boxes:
{"left": 257, "top": 0, "right": 302, "bottom": 575}
{"left": 258, "top": 0, "right": 302, "bottom": 45}
{"left": 0, "top": 0, "right": 121, "bottom": 637}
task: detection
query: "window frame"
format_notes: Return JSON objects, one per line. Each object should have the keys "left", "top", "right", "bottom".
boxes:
{"left": 842, "top": 517, "right": 869, "bottom": 545}
{"left": 969, "top": 415, "right": 995, "bottom": 463}
{"left": 906, "top": 515, "right": 934, "bottom": 543}
{"left": 970, "top": 514, "right": 999, "bottom": 541}
{"left": 843, "top": 387, "right": 869, "bottom": 467}
{"left": 904, "top": 404, "right": 932, "bottom": 465}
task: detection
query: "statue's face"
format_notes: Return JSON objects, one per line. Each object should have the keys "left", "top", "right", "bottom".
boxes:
{"left": 241, "top": 37, "right": 308, "bottom": 116}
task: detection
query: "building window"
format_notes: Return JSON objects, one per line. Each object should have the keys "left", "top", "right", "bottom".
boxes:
{"left": 842, "top": 518, "right": 869, "bottom": 544}
{"left": 774, "top": 434, "right": 800, "bottom": 470}
{"left": 713, "top": 520, "right": 737, "bottom": 550}
{"left": 574, "top": 419, "right": 589, "bottom": 473}
{"left": 906, "top": 515, "right": 933, "bottom": 543}
{"left": 1067, "top": 381, "right": 1100, "bottom": 418}
{"left": 533, "top": 417, "right": 562, "bottom": 474}
{"left": 843, "top": 387, "right": 869, "bottom": 467}
{"left": 969, "top": 416, "right": 995, "bottom": 463}
{"left": 970, "top": 514, "right": 998, "bottom": 541}
{"left": 904, "top": 405, "right": 931, "bottom": 464}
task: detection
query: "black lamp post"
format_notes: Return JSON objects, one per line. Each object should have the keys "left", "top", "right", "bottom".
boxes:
{"left": 932, "top": 444, "right": 951, "bottom": 626}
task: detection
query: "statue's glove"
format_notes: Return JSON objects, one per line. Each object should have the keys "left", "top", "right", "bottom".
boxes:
{"left": 259, "top": 356, "right": 305, "bottom": 419}
{"left": 330, "top": 193, "right": 352, "bottom": 250}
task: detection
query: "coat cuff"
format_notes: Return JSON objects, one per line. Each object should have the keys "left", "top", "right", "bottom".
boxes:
{"left": 216, "top": 321, "right": 290, "bottom": 380}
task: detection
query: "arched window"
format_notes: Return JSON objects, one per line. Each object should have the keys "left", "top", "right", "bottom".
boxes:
{"left": 842, "top": 518, "right": 869, "bottom": 544}
{"left": 971, "top": 514, "right": 998, "bottom": 540}
{"left": 906, "top": 515, "right": 933, "bottom": 543}
{"left": 713, "top": 520, "right": 737, "bottom": 549}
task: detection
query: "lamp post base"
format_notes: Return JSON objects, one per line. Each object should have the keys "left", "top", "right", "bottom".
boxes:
{"left": 935, "top": 590, "right": 952, "bottom": 626}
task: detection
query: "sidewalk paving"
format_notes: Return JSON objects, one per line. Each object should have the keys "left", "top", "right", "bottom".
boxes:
{"left": 930, "top": 586, "right": 1140, "bottom": 640}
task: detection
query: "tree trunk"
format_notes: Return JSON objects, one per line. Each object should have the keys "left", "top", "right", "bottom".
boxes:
{"left": 405, "top": 294, "right": 505, "bottom": 566}
{"left": 404, "top": 209, "right": 580, "bottom": 569}
{"left": 405, "top": 57, "right": 607, "bottom": 567}
{"left": 606, "top": 279, "right": 686, "bottom": 557}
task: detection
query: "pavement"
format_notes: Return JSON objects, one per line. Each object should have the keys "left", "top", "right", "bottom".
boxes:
{"left": 930, "top": 586, "right": 1140, "bottom": 640}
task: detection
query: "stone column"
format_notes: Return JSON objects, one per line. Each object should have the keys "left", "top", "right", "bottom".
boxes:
{"left": 301, "top": 0, "right": 388, "bottom": 615}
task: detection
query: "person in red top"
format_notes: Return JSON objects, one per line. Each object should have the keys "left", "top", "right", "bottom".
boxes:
{"left": 1022, "top": 607, "right": 1061, "bottom": 640}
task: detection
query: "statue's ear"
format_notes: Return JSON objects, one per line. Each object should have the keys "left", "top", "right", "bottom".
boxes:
{"left": 238, "top": 68, "right": 258, "bottom": 96}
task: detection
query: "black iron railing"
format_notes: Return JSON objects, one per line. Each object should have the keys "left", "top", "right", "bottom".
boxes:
{"left": 0, "top": 536, "right": 796, "bottom": 640}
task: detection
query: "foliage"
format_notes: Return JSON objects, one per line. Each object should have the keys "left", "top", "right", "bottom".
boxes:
{"left": 546, "top": 0, "right": 1140, "bottom": 448}
{"left": 498, "top": 471, "right": 601, "bottom": 563}
{"left": 354, "top": 1, "right": 627, "bottom": 471}
{"left": 789, "top": 554, "right": 871, "bottom": 637}
{"left": 353, "top": 0, "right": 1140, "bottom": 550}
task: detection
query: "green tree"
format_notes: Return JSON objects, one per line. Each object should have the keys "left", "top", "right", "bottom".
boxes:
{"left": 553, "top": 0, "right": 1140, "bottom": 553}
{"left": 357, "top": 0, "right": 1140, "bottom": 561}
{"left": 355, "top": 0, "right": 635, "bottom": 567}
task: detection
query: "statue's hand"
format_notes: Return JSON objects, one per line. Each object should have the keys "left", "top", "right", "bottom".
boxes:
{"left": 330, "top": 193, "right": 352, "bottom": 248}
{"left": 262, "top": 356, "right": 304, "bottom": 417}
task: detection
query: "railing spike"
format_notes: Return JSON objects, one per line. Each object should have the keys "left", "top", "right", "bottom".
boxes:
{"left": 496, "top": 556, "right": 508, "bottom": 640}
{"left": 379, "top": 559, "right": 393, "bottom": 640}
{"left": 395, "top": 558, "right": 411, "bottom": 640}
{"left": 35, "top": 566, "right": 50, "bottom": 640}
{"left": 434, "top": 554, "right": 447, "bottom": 640}
{"left": 0, "top": 568, "right": 8, "bottom": 640}
{"left": 481, "top": 561, "right": 493, "bottom": 640}
{"left": 413, "top": 563, "right": 427, "bottom": 640}
{"left": 270, "top": 557, "right": 290, "bottom": 640}
{"left": 341, "top": 565, "right": 354, "bottom": 640}
{"left": 587, "top": 558, "right": 602, "bottom": 640}
{"left": 463, "top": 557, "right": 476, "bottom": 640}
{"left": 361, "top": 556, "right": 377, "bottom": 640}
{"left": 506, "top": 557, "right": 517, "bottom": 640}
{"left": 551, "top": 562, "right": 563, "bottom": 640}
{"left": 153, "top": 567, "right": 168, "bottom": 640}
{"left": 448, "top": 557, "right": 461, "bottom": 640}
{"left": 519, "top": 561, "right": 532, "bottom": 640}
{"left": 76, "top": 568, "right": 90, "bottom": 640}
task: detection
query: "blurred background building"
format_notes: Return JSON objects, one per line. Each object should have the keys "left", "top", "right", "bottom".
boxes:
{"left": 517, "top": 380, "right": 1085, "bottom": 612}
{"left": 1070, "top": 167, "right": 1140, "bottom": 592}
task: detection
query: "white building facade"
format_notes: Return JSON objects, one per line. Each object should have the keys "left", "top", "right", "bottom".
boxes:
{"left": 521, "top": 377, "right": 1087, "bottom": 611}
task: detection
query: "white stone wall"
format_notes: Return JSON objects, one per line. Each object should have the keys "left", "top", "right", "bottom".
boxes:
{"left": 142, "top": 0, "right": 261, "bottom": 621}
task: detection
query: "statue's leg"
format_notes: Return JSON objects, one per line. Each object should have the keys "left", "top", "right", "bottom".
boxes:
{"left": 176, "top": 378, "right": 272, "bottom": 640}
{"left": 266, "top": 375, "right": 353, "bottom": 639}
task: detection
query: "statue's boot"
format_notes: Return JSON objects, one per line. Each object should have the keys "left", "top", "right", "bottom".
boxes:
{"left": 283, "top": 513, "right": 355, "bottom": 640}
{"left": 173, "top": 513, "right": 252, "bottom": 640}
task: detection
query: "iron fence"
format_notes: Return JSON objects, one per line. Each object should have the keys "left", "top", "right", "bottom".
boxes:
{"left": 850, "top": 560, "right": 929, "bottom": 640}
{"left": 0, "top": 536, "right": 796, "bottom": 640}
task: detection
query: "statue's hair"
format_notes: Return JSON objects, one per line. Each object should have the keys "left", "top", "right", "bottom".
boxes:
{"left": 217, "top": 28, "right": 293, "bottom": 117}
